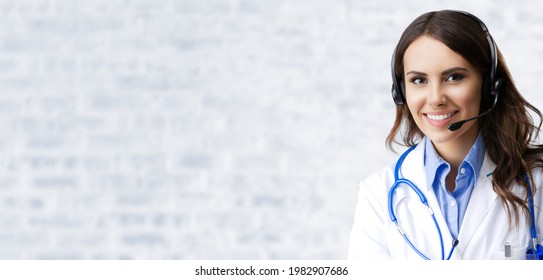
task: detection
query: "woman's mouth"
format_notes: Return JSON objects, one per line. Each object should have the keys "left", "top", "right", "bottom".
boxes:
{"left": 426, "top": 111, "right": 457, "bottom": 121}
{"left": 423, "top": 111, "right": 459, "bottom": 128}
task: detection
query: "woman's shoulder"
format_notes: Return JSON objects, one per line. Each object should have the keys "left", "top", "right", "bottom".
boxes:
{"left": 357, "top": 164, "right": 395, "bottom": 201}
{"left": 531, "top": 165, "right": 543, "bottom": 187}
{"left": 360, "top": 165, "right": 394, "bottom": 186}
{"left": 358, "top": 145, "right": 425, "bottom": 193}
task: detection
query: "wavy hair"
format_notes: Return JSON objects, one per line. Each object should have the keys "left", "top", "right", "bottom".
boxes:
{"left": 386, "top": 10, "right": 543, "bottom": 226}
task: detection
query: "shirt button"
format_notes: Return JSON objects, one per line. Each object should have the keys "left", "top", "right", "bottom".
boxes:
{"left": 460, "top": 168, "right": 466, "bottom": 175}
{"left": 450, "top": 200, "right": 457, "bottom": 207}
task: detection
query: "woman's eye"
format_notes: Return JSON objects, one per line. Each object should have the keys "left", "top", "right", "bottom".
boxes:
{"left": 445, "top": 73, "right": 465, "bottom": 82}
{"left": 410, "top": 77, "right": 426, "bottom": 85}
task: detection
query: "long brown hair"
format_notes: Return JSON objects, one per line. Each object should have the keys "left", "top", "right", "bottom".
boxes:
{"left": 386, "top": 10, "right": 543, "bottom": 226}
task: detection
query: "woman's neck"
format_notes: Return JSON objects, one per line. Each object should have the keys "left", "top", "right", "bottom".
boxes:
{"left": 434, "top": 131, "right": 479, "bottom": 192}
{"left": 433, "top": 129, "right": 479, "bottom": 171}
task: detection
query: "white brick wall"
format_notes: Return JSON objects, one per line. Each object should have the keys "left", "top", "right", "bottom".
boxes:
{"left": 0, "top": 0, "right": 541, "bottom": 259}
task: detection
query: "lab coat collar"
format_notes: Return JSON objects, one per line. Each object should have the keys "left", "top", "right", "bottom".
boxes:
{"left": 400, "top": 143, "right": 454, "bottom": 245}
{"left": 401, "top": 143, "right": 432, "bottom": 191}
{"left": 399, "top": 143, "right": 499, "bottom": 259}
{"left": 455, "top": 154, "right": 498, "bottom": 254}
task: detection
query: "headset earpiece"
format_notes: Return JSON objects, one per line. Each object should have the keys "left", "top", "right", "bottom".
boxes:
{"left": 390, "top": 48, "right": 405, "bottom": 105}
{"left": 391, "top": 79, "right": 405, "bottom": 105}
{"left": 488, "top": 78, "right": 502, "bottom": 107}
{"left": 390, "top": 10, "right": 500, "bottom": 108}
{"left": 482, "top": 75, "right": 502, "bottom": 110}
{"left": 493, "top": 79, "right": 502, "bottom": 98}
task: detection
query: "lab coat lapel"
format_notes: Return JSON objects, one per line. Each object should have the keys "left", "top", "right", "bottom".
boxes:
{"left": 401, "top": 144, "right": 453, "bottom": 256}
{"left": 456, "top": 154, "right": 498, "bottom": 255}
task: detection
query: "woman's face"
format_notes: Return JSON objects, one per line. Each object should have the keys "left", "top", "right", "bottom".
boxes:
{"left": 403, "top": 35, "right": 483, "bottom": 150}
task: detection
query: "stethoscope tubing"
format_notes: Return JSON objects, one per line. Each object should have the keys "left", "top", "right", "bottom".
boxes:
{"left": 388, "top": 145, "right": 538, "bottom": 260}
{"left": 389, "top": 176, "right": 447, "bottom": 260}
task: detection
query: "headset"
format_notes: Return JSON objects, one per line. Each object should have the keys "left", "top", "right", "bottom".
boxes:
{"left": 390, "top": 10, "right": 502, "bottom": 131}
{"left": 387, "top": 10, "right": 543, "bottom": 260}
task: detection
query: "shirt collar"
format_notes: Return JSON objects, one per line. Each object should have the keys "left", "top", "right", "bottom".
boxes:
{"left": 423, "top": 132, "right": 486, "bottom": 190}
{"left": 463, "top": 132, "right": 486, "bottom": 180}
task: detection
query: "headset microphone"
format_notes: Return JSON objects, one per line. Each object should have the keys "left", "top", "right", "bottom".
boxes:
{"left": 391, "top": 11, "right": 502, "bottom": 133}
{"left": 447, "top": 88, "right": 499, "bottom": 131}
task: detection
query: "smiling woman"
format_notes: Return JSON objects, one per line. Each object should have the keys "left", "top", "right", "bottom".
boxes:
{"left": 348, "top": 10, "right": 543, "bottom": 260}
{"left": 403, "top": 36, "right": 483, "bottom": 176}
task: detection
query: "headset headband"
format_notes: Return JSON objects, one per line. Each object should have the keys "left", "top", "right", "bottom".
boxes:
{"left": 391, "top": 10, "right": 499, "bottom": 105}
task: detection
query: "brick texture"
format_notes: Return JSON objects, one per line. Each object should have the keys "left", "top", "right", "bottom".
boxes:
{"left": 0, "top": 0, "right": 541, "bottom": 259}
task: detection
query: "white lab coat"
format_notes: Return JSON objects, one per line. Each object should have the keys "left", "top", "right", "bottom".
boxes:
{"left": 348, "top": 143, "right": 543, "bottom": 260}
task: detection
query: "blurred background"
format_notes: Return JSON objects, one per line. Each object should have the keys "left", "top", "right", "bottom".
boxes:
{"left": 0, "top": 0, "right": 541, "bottom": 259}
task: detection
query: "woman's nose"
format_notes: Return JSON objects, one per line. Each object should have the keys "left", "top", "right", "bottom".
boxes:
{"left": 428, "top": 83, "right": 446, "bottom": 107}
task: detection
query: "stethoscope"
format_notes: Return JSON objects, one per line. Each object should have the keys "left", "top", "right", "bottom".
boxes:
{"left": 388, "top": 145, "right": 542, "bottom": 260}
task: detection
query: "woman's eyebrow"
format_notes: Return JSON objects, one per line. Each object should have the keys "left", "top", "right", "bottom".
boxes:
{"left": 405, "top": 70, "right": 426, "bottom": 76}
{"left": 441, "top": 67, "right": 468, "bottom": 76}
{"left": 405, "top": 67, "right": 468, "bottom": 77}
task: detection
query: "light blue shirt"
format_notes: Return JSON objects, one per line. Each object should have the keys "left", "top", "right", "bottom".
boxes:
{"left": 423, "top": 133, "right": 485, "bottom": 240}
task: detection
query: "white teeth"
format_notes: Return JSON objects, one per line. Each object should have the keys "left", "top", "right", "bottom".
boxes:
{"left": 427, "top": 112, "right": 455, "bottom": 121}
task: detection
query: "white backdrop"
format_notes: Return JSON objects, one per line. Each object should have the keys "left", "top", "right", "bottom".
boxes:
{"left": 0, "top": 0, "right": 541, "bottom": 259}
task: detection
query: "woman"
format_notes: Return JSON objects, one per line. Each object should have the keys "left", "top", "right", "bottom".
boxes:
{"left": 348, "top": 10, "right": 543, "bottom": 260}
